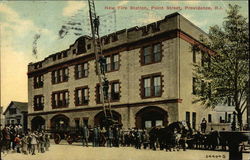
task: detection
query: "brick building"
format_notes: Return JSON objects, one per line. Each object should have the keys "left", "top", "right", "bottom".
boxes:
{"left": 27, "top": 13, "right": 214, "bottom": 131}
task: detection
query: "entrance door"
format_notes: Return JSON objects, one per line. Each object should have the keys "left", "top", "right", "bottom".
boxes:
{"left": 31, "top": 116, "right": 45, "bottom": 131}
{"left": 50, "top": 114, "right": 70, "bottom": 130}
{"left": 136, "top": 106, "right": 168, "bottom": 129}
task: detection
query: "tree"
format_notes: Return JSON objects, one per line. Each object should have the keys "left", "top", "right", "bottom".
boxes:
{"left": 192, "top": 4, "right": 249, "bottom": 130}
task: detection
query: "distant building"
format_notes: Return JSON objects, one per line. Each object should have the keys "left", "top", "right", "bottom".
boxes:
{"left": 203, "top": 97, "right": 248, "bottom": 131}
{"left": 3, "top": 101, "right": 28, "bottom": 130}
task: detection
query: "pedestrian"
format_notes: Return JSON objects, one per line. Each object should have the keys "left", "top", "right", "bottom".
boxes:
{"left": 45, "top": 134, "right": 50, "bottom": 151}
{"left": 27, "top": 133, "right": 32, "bottom": 154}
{"left": 113, "top": 126, "right": 120, "bottom": 147}
{"left": 39, "top": 133, "right": 45, "bottom": 153}
{"left": 31, "top": 132, "right": 37, "bottom": 155}
{"left": 93, "top": 125, "right": 100, "bottom": 147}
{"left": 14, "top": 134, "right": 21, "bottom": 153}
{"left": 107, "top": 127, "right": 113, "bottom": 147}
{"left": 142, "top": 129, "right": 149, "bottom": 149}
{"left": 82, "top": 124, "right": 89, "bottom": 147}
{"left": 21, "top": 135, "right": 28, "bottom": 154}
{"left": 135, "top": 129, "right": 142, "bottom": 149}
{"left": 200, "top": 118, "right": 207, "bottom": 133}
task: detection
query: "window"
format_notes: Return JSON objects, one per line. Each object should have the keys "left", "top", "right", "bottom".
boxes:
{"left": 227, "top": 97, "right": 235, "bottom": 106}
{"left": 104, "top": 53, "right": 119, "bottom": 72}
{"left": 52, "top": 90, "right": 69, "bottom": 108}
{"left": 63, "top": 51, "right": 67, "bottom": 58}
{"left": 75, "top": 118, "right": 80, "bottom": 128}
{"left": 52, "top": 67, "right": 69, "bottom": 84}
{"left": 192, "top": 112, "right": 196, "bottom": 129}
{"left": 9, "top": 108, "right": 17, "bottom": 115}
{"left": 192, "top": 77, "right": 198, "bottom": 95}
{"left": 111, "top": 82, "right": 120, "bottom": 100}
{"left": 75, "top": 62, "right": 88, "bottom": 79}
{"left": 87, "top": 44, "right": 91, "bottom": 50}
{"left": 34, "top": 75, "right": 44, "bottom": 89}
{"left": 193, "top": 50, "right": 196, "bottom": 63}
{"left": 75, "top": 87, "right": 89, "bottom": 106}
{"left": 141, "top": 43, "right": 162, "bottom": 65}
{"left": 208, "top": 114, "right": 212, "bottom": 123}
{"left": 96, "top": 81, "right": 120, "bottom": 103}
{"left": 186, "top": 112, "right": 190, "bottom": 123}
{"left": 228, "top": 114, "right": 231, "bottom": 123}
{"left": 141, "top": 74, "right": 162, "bottom": 98}
{"left": 34, "top": 95, "right": 44, "bottom": 111}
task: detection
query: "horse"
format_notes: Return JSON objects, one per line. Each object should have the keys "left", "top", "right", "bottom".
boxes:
{"left": 156, "top": 122, "right": 185, "bottom": 152}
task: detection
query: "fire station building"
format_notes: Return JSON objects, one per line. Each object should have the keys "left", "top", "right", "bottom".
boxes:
{"left": 27, "top": 13, "right": 212, "bottom": 131}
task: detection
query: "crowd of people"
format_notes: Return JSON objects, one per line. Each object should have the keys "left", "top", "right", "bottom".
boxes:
{"left": 0, "top": 124, "right": 50, "bottom": 155}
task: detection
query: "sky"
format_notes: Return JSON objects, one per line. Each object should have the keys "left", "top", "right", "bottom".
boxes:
{"left": 0, "top": 0, "right": 248, "bottom": 109}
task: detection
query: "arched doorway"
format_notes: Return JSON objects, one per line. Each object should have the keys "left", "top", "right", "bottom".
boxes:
{"left": 94, "top": 110, "right": 122, "bottom": 128}
{"left": 135, "top": 106, "right": 168, "bottom": 129}
{"left": 50, "top": 114, "right": 70, "bottom": 130}
{"left": 31, "top": 116, "right": 45, "bottom": 131}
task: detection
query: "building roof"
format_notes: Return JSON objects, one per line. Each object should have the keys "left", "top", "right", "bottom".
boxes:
{"left": 3, "top": 101, "right": 28, "bottom": 115}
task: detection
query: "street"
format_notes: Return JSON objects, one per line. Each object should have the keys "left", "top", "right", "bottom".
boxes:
{"left": 2, "top": 141, "right": 250, "bottom": 160}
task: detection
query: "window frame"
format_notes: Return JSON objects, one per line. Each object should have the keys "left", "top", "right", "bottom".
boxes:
{"left": 104, "top": 53, "right": 120, "bottom": 73}
{"left": 51, "top": 67, "right": 69, "bottom": 84}
{"left": 34, "top": 75, "right": 44, "bottom": 89}
{"left": 141, "top": 73, "right": 163, "bottom": 99}
{"left": 141, "top": 43, "right": 162, "bottom": 65}
{"left": 75, "top": 86, "right": 89, "bottom": 106}
{"left": 52, "top": 90, "right": 69, "bottom": 109}
{"left": 33, "top": 95, "right": 44, "bottom": 111}
{"left": 75, "top": 62, "right": 89, "bottom": 79}
{"left": 96, "top": 80, "right": 120, "bottom": 104}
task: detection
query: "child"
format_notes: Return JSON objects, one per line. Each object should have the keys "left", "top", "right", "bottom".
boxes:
{"left": 21, "top": 135, "right": 28, "bottom": 154}
{"left": 14, "top": 135, "right": 21, "bottom": 153}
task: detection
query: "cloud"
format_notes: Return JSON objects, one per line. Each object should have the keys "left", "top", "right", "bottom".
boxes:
{"left": 62, "top": 1, "right": 87, "bottom": 17}
{"left": 0, "top": 3, "right": 56, "bottom": 107}
{"left": 182, "top": 13, "right": 208, "bottom": 29}
{"left": 116, "top": 1, "right": 129, "bottom": 6}
{"left": 0, "top": 3, "right": 52, "bottom": 47}
{"left": 136, "top": 12, "right": 161, "bottom": 25}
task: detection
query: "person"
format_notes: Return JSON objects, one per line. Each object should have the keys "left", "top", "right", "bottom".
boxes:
{"left": 200, "top": 118, "right": 207, "bottom": 133}
{"left": 93, "top": 125, "right": 100, "bottom": 147}
{"left": 31, "top": 132, "right": 37, "bottom": 155}
{"left": 113, "top": 126, "right": 120, "bottom": 147}
{"left": 45, "top": 134, "right": 50, "bottom": 151}
{"left": 135, "top": 128, "right": 142, "bottom": 149}
{"left": 39, "top": 133, "right": 45, "bottom": 153}
{"left": 142, "top": 129, "right": 149, "bottom": 149}
{"left": 98, "top": 56, "right": 106, "bottom": 74}
{"left": 102, "top": 78, "right": 109, "bottom": 100}
{"left": 14, "top": 134, "right": 21, "bottom": 153}
{"left": 21, "top": 135, "right": 28, "bottom": 154}
{"left": 107, "top": 127, "right": 113, "bottom": 147}
{"left": 82, "top": 124, "right": 89, "bottom": 147}
{"left": 93, "top": 16, "right": 100, "bottom": 35}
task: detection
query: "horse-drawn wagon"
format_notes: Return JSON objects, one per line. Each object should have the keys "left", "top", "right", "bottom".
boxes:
{"left": 45, "top": 126, "right": 87, "bottom": 144}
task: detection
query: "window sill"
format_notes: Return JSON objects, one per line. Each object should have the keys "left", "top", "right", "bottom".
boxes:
{"left": 141, "top": 60, "right": 162, "bottom": 66}
{"left": 52, "top": 80, "right": 68, "bottom": 85}
{"left": 75, "top": 76, "right": 88, "bottom": 80}
{"left": 141, "top": 95, "right": 162, "bottom": 99}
